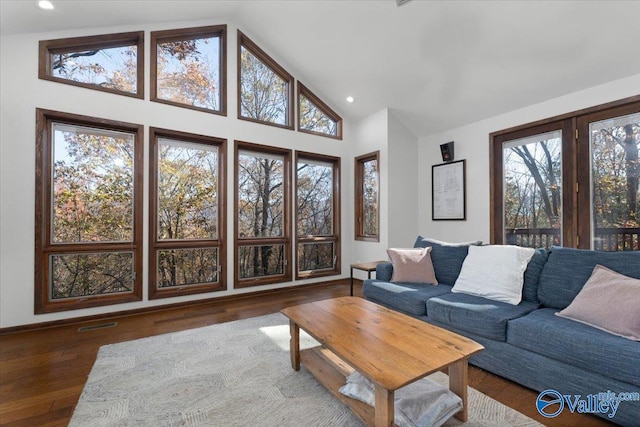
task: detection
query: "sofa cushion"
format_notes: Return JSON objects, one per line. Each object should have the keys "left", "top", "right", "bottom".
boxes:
{"left": 387, "top": 247, "right": 437, "bottom": 285}
{"left": 363, "top": 280, "right": 452, "bottom": 316}
{"left": 557, "top": 265, "right": 640, "bottom": 341}
{"left": 522, "top": 248, "right": 548, "bottom": 303}
{"left": 507, "top": 308, "right": 640, "bottom": 387}
{"left": 413, "top": 236, "right": 480, "bottom": 286}
{"left": 426, "top": 293, "right": 539, "bottom": 341}
{"left": 538, "top": 246, "right": 640, "bottom": 309}
{"left": 452, "top": 245, "right": 535, "bottom": 305}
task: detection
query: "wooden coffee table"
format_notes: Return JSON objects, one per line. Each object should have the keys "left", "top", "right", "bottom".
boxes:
{"left": 281, "top": 297, "right": 483, "bottom": 427}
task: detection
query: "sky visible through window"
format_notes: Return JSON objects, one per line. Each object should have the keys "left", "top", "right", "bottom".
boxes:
{"left": 52, "top": 45, "right": 137, "bottom": 93}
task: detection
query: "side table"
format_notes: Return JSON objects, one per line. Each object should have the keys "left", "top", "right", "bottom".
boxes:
{"left": 350, "top": 261, "right": 386, "bottom": 296}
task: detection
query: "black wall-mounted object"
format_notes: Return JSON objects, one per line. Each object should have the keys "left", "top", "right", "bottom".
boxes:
{"left": 440, "top": 141, "right": 454, "bottom": 162}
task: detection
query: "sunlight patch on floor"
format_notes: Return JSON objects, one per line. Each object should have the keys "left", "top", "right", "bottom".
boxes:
{"left": 259, "top": 324, "right": 320, "bottom": 351}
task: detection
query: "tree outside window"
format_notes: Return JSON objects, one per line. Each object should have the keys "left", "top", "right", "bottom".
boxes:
{"left": 355, "top": 152, "right": 380, "bottom": 241}
{"left": 151, "top": 25, "right": 226, "bottom": 115}
{"left": 39, "top": 32, "right": 144, "bottom": 98}
{"left": 296, "top": 152, "right": 340, "bottom": 278}
{"left": 502, "top": 131, "right": 563, "bottom": 248}
{"left": 237, "top": 31, "right": 293, "bottom": 129}
{"left": 297, "top": 82, "right": 342, "bottom": 139}
{"left": 149, "top": 128, "right": 226, "bottom": 299}
{"left": 491, "top": 98, "right": 639, "bottom": 251}
{"left": 35, "top": 109, "right": 143, "bottom": 313}
{"left": 235, "top": 141, "right": 291, "bottom": 286}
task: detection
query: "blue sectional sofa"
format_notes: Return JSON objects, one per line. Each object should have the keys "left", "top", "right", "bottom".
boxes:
{"left": 363, "top": 237, "right": 640, "bottom": 426}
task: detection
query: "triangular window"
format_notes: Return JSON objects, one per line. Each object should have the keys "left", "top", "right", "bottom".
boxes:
{"left": 238, "top": 31, "right": 293, "bottom": 129}
{"left": 298, "top": 82, "right": 342, "bottom": 139}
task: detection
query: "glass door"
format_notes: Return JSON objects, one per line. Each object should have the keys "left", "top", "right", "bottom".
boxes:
{"left": 491, "top": 119, "right": 573, "bottom": 248}
{"left": 577, "top": 104, "right": 640, "bottom": 251}
{"left": 502, "top": 130, "right": 563, "bottom": 248}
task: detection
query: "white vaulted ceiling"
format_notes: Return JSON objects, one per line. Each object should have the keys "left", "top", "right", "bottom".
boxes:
{"left": 2, "top": 0, "right": 639, "bottom": 137}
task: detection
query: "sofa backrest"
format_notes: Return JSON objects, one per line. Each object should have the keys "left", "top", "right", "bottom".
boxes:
{"left": 521, "top": 247, "right": 549, "bottom": 303}
{"left": 414, "top": 236, "right": 548, "bottom": 300}
{"left": 538, "top": 246, "right": 640, "bottom": 309}
{"left": 413, "top": 236, "right": 480, "bottom": 286}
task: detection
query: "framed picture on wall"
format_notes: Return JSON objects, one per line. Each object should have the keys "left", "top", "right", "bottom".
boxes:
{"left": 432, "top": 159, "right": 466, "bottom": 220}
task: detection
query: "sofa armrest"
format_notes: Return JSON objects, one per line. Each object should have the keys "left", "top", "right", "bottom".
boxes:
{"left": 376, "top": 262, "right": 393, "bottom": 282}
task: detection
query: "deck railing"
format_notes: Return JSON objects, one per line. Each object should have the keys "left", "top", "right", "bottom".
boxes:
{"left": 593, "top": 227, "right": 640, "bottom": 251}
{"left": 505, "top": 227, "right": 640, "bottom": 251}
{"left": 505, "top": 228, "right": 560, "bottom": 249}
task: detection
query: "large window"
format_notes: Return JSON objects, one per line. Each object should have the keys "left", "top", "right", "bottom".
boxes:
{"left": 578, "top": 106, "right": 640, "bottom": 250}
{"left": 238, "top": 31, "right": 294, "bottom": 129}
{"left": 491, "top": 97, "right": 639, "bottom": 251}
{"left": 296, "top": 152, "right": 340, "bottom": 278}
{"left": 149, "top": 128, "right": 226, "bottom": 299}
{"left": 235, "top": 141, "right": 292, "bottom": 286}
{"left": 297, "top": 82, "right": 342, "bottom": 140}
{"left": 355, "top": 151, "right": 380, "bottom": 241}
{"left": 151, "top": 25, "right": 227, "bottom": 115}
{"left": 497, "top": 124, "right": 570, "bottom": 248}
{"left": 35, "top": 109, "right": 143, "bottom": 313}
{"left": 39, "top": 32, "right": 144, "bottom": 98}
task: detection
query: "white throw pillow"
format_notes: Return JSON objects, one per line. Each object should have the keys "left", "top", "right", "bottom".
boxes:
{"left": 452, "top": 245, "right": 535, "bottom": 305}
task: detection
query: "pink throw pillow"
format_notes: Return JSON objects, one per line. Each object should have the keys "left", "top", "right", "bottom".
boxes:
{"left": 387, "top": 248, "right": 437, "bottom": 285}
{"left": 556, "top": 264, "right": 640, "bottom": 341}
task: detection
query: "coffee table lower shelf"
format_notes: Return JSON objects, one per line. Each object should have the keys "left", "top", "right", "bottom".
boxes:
{"left": 300, "top": 346, "right": 394, "bottom": 427}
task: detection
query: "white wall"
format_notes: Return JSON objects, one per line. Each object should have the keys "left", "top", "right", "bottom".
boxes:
{"left": 418, "top": 74, "right": 640, "bottom": 244}
{"left": 0, "top": 20, "right": 354, "bottom": 328}
{"left": 388, "top": 110, "right": 419, "bottom": 249}
{"left": 350, "top": 108, "right": 420, "bottom": 281}
{"left": 351, "top": 109, "right": 389, "bottom": 269}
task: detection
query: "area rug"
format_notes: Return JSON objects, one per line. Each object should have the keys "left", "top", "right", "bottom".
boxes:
{"left": 70, "top": 313, "right": 541, "bottom": 427}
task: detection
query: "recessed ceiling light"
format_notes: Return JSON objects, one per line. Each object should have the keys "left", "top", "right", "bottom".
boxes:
{"left": 38, "top": 1, "right": 54, "bottom": 10}
{"left": 346, "top": 96, "right": 355, "bottom": 103}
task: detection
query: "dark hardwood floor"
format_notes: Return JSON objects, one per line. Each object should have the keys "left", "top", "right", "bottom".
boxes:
{"left": 0, "top": 281, "right": 613, "bottom": 426}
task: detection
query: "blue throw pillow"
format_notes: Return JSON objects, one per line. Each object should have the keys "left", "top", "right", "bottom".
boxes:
{"left": 413, "top": 236, "right": 481, "bottom": 286}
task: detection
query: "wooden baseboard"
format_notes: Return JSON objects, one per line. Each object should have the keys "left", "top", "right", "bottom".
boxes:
{"left": 0, "top": 279, "right": 350, "bottom": 335}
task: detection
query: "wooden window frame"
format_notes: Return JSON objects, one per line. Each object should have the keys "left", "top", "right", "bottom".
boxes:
{"left": 295, "top": 151, "right": 341, "bottom": 279}
{"left": 297, "top": 82, "right": 343, "bottom": 140}
{"left": 148, "top": 128, "right": 227, "bottom": 300}
{"left": 354, "top": 151, "right": 380, "bottom": 242}
{"left": 490, "top": 120, "right": 574, "bottom": 248}
{"left": 150, "top": 25, "right": 227, "bottom": 116}
{"left": 490, "top": 95, "right": 640, "bottom": 249}
{"left": 234, "top": 141, "right": 292, "bottom": 287}
{"left": 237, "top": 30, "right": 294, "bottom": 130}
{"left": 39, "top": 31, "right": 144, "bottom": 99}
{"left": 35, "top": 109, "right": 144, "bottom": 314}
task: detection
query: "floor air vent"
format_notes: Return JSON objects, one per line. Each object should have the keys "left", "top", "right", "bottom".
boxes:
{"left": 78, "top": 321, "right": 118, "bottom": 332}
